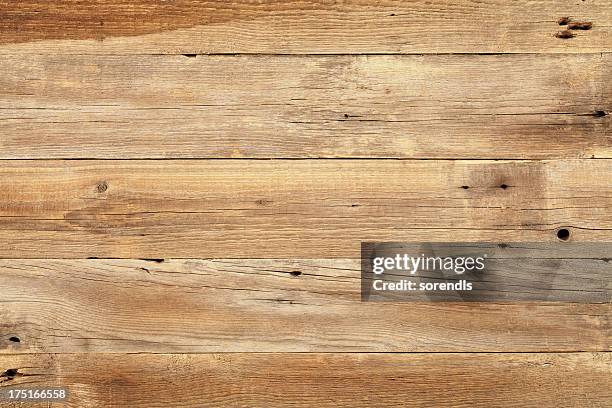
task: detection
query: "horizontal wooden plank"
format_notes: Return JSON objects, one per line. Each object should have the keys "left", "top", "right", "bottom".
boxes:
{"left": 0, "top": 353, "right": 610, "bottom": 407}
{"left": 360, "top": 243, "right": 611, "bottom": 303}
{"left": 0, "top": 258, "right": 609, "bottom": 353}
{"left": 1, "top": 54, "right": 610, "bottom": 159}
{"left": 1, "top": 1, "right": 611, "bottom": 54}
{"left": 0, "top": 160, "right": 610, "bottom": 258}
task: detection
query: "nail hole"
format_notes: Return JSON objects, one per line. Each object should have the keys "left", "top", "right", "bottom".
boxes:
{"left": 389, "top": 13, "right": 396, "bottom": 16}
{"left": 8, "top": 337, "right": 20, "bottom": 343}
{"left": 1, "top": 369, "right": 18, "bottom": 379}
{"left": 557, "top": 228, "right": 571, "bottom": 241}
{"left": 558, "top": 17, "right": 571, "bottom": 25}
{"left": 96, "top": 181, "right": 108, "bottom": 193}
{"left": 255, "top": 199, "right": 272, "bottom": 206}
{"left": 289, "top": 271, "right": 302, "bottom": 277}
{"left": 461, "top": 185, "right": 470, "bottom": 190}
{"left": 343, "top": 113, "right": 349, "bottom": 119}
{"left": 500, "top": 184, "right": 508, "bottom": 190}
{"left": 555, "top": 30, "right": 575, "bottom": 39}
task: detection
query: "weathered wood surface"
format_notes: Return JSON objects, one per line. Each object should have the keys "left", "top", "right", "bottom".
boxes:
{"left": 1, "top": 1, "right": 610, "bottom": 406}
{"left": 1, "top": 1, "right": 611, "bottom": 54}
{"left": 0, "top": 259, "right": 609, "bottom": 353}
{"left": 1, "top": 54, "right": 610, "bottom": 159}
{"left": 0, "top": 160, "right": 610, "bottom": 258}
{"left": 361, "top": 243, "right": 612, "bottom": 303}
{"left": 0, "top": 353, "right": 610, "bottom": 407}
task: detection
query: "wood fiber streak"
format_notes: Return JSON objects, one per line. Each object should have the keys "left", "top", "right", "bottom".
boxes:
{"left": 0, "top": 160, "right": 610, "bottom": 258}
{"left": 0, "top": 353, "right": 610, "bottom": 407}
{"left": 0, "top": 1, "right": 610, "bottom": 54}
{"left": 0, "top": 259, "right": 609, "bottom": 353}
{"left": 1, "top": 54, "right": 610, "bottom": 159}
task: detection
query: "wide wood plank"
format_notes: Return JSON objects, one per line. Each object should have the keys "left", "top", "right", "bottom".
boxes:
{"left": 0, "top": 258, "right": 609, "bottom": 353}
{"left": 1, "top": 54, "right": 610, "bottom": 159}
{"left": 0, "top": 160, "right": 610, "bottom": 258}
{"left": 0, "top": 353, "right": 610, "bottom": 407}
{"left": 1, "top": 1, "right": 611, "bottom": 54}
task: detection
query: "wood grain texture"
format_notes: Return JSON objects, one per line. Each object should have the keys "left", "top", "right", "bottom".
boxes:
{"left": 1, "top": 54, "right": 610, "bottom": 159}
{"left": 0, "top": 353, "right": 610, "bottom": 407}
{"left": 1, "top": 159, "right": 610, "bottom": 258}
{"left": 2, "top": 1, "right": 610, "bottom": 406}
{"left": 0, "top": 258, "right": 609, "bottom": 353}
{"left": 361, "top": 242, "right": 612, "bottom": 303}
{"left": 1, "top": 1, "right": 611, "bottom": 54}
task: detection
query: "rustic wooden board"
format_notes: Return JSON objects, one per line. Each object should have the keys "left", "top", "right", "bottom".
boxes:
{"left": 0, "top": 353, "right": 610, "bottom": 407}
{"left": 0, "top": 258, "right": 609, "bottom": 353}
{"left": 0, "top": 159, "right": 610, "bottom": 258}
{"left": 2, "top": 1, "right": 610, "bottom": 406}
{"left": 1, "top": 54, "right": 610, "bottom": 159}
{"left": 1, "top": 1, "right": 611, "bottom": 54}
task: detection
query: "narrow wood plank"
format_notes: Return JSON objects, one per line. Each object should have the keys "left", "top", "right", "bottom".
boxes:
{"left": 0, "top": 160, "right": 610, "bottom": 258}
{"left": 0, "top": 258, "right": 609, "bottom": 353}
{"left": 1, "top": 54, "right": 610, "bottom": 159}
{"left": 0, "top": 353, "right": 610, "bottom": 407}
{"left": 1, "top": 1, "right": 611, "bottom": 54}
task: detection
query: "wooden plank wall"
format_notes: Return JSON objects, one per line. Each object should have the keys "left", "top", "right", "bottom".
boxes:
{"left": 0, "top": 1, "right": 611, "bottom": 407}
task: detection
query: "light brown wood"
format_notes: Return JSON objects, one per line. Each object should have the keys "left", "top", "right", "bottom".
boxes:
{"left": 0, "top": 258, "right": 609, "bottom": 353}
{"left": 1, "top": 54, "right": 610, "bottom": 159}
{"left": 0, "top": 353, "right": 610, "bottom": 407}
{"left": 2, "top": 2, "right": 610, "bottom": 405}
{"left": 1, "top": 1, "right": 611, "bottom": 54}
{"left": 0, "top": 159, "right": 610, "bottom": 258}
